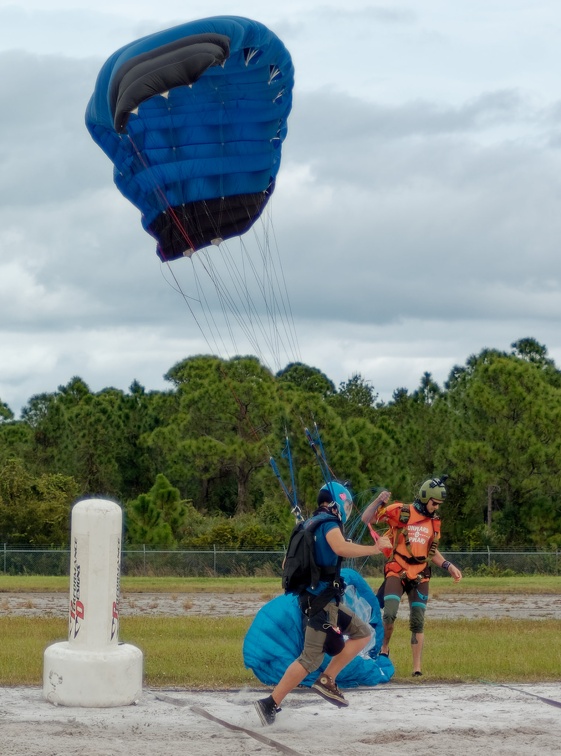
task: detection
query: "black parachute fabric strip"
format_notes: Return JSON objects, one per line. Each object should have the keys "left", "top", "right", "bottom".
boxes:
{"left": 480, "top": 680, "right": 561, "bottom": 709}
{"left": 153, "top": 693, "right": 305, "bottom": 756}
{"left": 151, "top": 188, "right": 273, "bottom": 260}
{"left": 498, "top": 683, "right": 561, "bottom": 709}
{"left": 111, "top": 33, "right": 231, "bottom": 132}
{"left": 191, "top": 705, "right": 306, "bottom": 756}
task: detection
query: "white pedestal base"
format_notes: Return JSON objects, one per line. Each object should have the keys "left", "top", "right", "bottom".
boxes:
{"left": 43, "top": 641, "right": 143, "bottom": 707}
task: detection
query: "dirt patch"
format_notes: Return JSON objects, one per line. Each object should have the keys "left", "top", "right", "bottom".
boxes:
{"left": 2, "top": 592, "right": 561, "bottom": 619}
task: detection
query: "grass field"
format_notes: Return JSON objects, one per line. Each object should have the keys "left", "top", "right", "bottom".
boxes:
{"left": 1, "top": 574, "right": 560, "bottom": 595}
{"left": 0, "top": 575, "right": 559, "bottom": 687}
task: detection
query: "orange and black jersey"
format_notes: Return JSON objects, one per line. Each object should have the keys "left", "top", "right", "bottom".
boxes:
{"left": 374, "top": 501, "right": 440, "bottom": 581}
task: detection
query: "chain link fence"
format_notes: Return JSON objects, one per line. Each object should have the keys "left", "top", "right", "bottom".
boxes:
{"left": 1, "top": 544, "right": 560, "bottom": 577}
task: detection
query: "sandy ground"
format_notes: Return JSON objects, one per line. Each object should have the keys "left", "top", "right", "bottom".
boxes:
{"left": 1, "top": 682, "right": 561, "bottom": 755}
{"left": 2, "top": 592, "right": 560, "bottom": 754}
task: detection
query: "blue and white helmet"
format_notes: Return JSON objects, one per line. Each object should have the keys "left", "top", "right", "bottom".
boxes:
{"left": 318, "top": 481, "right": 353, "bottom": 524}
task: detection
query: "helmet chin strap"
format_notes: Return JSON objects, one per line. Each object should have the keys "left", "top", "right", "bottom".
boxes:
{"left": 413, "top": 499, "right": 433, "bottom": 517}
{"left": 323, "top": 502, "right": 342, "bottom": 520}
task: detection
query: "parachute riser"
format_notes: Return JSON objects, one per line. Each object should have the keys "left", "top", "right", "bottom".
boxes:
{"left": 269, "top": 454, "right": 303, "bottom": 523}
{"left": 304, "top": 423, "right": 336, "bottom": 490}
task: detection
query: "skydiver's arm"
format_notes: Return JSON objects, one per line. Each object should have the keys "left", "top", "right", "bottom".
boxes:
{"left": 433, "top": 548, "right": 462, "bottom": 582}
{"left": 325, "top": 526, "right": 391, "bottom": 558}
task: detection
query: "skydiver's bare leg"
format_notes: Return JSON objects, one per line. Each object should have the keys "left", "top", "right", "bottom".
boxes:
{"left": 411, "top": 631, "right": 424, "bottom": 674}
{"left": 271, "top": 660, "right": 308, "bottom": 705}
{"left": 381, "top": 623, "right": 394, "bottom": 656}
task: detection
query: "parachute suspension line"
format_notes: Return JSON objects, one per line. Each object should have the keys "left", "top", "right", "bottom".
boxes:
{"left": 229, "top": 225, "right": 301, "bottom": 372}
{"left": 126, "top": 108, "right": 299, "bottom": 375}
{"left": 247, "top": 220, "right": 285, "bottom": 369}
{"left": 247, "top": 204, "right": 295, "bottom": 365}
{"left": 159, "top": 92, "right": 247, "bottom": 338}
{"left": 126, "top": 131, "right": 268, "bottom": 365}
{"left": 209, "top": 236, "right": 272, "bottom": 354}
{"left": 186, "top": 257, "right": 235, "bottom": 358}
{"left": 155, "top": 107, "right": 234, "bottom": 361}
{"left": 188, "top": 226, "right": 297, "bottom": 375}
{"left": 182, "top": 77, "right": 299, "bottom": 372}
{"left": 231, "top": 234, "right": 292, "bottom": 369}
{"left": 193, "top": 191, "right": 282, "bottom": 365}
{"left": 194, "top": 240, "right": 273, "bottom": 368}
{"left": 158, "top": 243, "right": 241, "bottom": 363}
{"left": 155, "top": 254, "right": 223, "bottom": 356}
{"left": 126, "top": 132, "right": 227, "bottom": 356}
{"left": 192, "top": 246, "right": 242, "bottom": 356}
{"left": 257, "top": 207, "right": 301, "bottom": 364}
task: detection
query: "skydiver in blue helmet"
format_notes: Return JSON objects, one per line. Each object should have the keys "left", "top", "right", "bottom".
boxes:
{"left": 254, "top": 481, "right": 391, "bottom": 726}
{"left": 320, "top": 481, "right": 354, "bottom": 524}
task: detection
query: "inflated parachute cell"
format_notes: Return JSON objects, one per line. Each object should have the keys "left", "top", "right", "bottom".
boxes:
{"left": 85, "top": 16, "right": 293, "bottom": 260}
{"left": 243, "top": 569, "right": 395, "bottom": 689}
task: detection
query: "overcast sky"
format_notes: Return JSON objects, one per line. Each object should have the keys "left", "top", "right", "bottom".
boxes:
{"left": 2, "top": 0, "right": 561, "bottom": 416}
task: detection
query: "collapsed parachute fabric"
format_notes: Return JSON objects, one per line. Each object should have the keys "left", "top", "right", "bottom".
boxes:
{"left": 243, "top": 569, "right": 395, "bottom": 688}
{"left": 85, "top": 16, "right": 293, "bottom": 261}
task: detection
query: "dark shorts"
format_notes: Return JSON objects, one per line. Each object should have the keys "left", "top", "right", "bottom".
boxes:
{"left": 382, "top": 574, "right": 430, "bottom": 633}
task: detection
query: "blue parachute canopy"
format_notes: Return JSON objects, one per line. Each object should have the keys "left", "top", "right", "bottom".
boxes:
{"left": 85, "top": 16, "right": 293, "bottom": 261}
{"left": 243, "top": 569, "right": 394, "bottom": 688}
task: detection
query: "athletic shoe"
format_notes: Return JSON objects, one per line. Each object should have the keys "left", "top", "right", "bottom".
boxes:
{"left": 254, "top": 696, "right": 281, "bottom": 726}
{"left": 412, "top": 671, "right": 423, "bottom": 677}
{"left": 311, "top": 674, "right": 349, "bottom": 707}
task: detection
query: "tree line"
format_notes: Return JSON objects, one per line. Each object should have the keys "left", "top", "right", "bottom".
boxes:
{"left": 1, "top": 337, "right": 560, "bottom": 551}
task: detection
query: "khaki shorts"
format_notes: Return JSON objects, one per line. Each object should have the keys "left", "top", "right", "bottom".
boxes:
{"left": 297, "top": 600, "right": 371, "bottom": 673}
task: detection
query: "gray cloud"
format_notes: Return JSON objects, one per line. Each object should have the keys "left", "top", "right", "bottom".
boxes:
{"left": 2, "top": 3, "right": 561, "bottom": 415}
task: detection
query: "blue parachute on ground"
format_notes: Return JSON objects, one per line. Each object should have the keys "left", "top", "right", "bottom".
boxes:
{"left": 243, "top": 568, "right": 394, "bottom": 688}
{"left": 85, "top": 16, "right": 293, "bottom": 261}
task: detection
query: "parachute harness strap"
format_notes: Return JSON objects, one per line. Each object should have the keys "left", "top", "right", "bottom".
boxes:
{"left": 270, "top": 427, "right": 302, "bottom": 522}
{"left": 396, "top": 504, "right": 441, "bottom": 564}
{"left": 303, "top": 420, "right": 337, "bottom": 488}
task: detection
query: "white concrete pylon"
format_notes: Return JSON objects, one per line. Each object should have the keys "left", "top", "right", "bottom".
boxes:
{"left": 43, "top": 498, "right": 143, "bottom": 707}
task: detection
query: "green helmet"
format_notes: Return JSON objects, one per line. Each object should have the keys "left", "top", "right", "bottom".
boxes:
{"left": 418, "top": 476, "right": 448, "bottom": 504}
